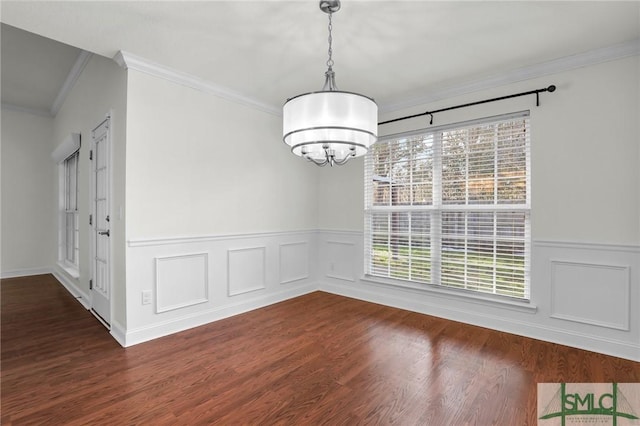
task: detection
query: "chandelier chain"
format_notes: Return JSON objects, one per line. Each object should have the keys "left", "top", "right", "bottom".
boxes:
{"left": 282, "top": 0, "right": 377, "bottom": 168}
{"left": 327, "top": 12, "right": 334, "bottom": 69}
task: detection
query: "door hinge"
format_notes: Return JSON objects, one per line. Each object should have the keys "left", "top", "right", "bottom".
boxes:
{"left": 89, "top": 214, "right": 93, "bottom": 226}
{"left": 89, "top": 150, "right": 93, "bottom": 160}
{"left": 89, "top": 279, "right": 93, "bottom": 290}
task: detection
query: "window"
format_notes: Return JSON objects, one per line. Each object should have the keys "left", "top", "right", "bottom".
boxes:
{"left": 365, "top": 112, "right": 530, "bottom": 300}
{"left": 61, "top": 150, "right": 79, "bottom": 269}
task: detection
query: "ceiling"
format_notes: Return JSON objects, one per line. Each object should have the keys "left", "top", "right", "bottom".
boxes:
{"left": 2, "top": 1, "right": 639, "bottom": 117}
{"left": 1, "top": 23, "right": 82, "bottom": 116}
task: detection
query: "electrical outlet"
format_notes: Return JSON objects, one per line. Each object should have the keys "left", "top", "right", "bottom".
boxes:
{"left": 142, "top": 290, "right": 152, "bottom": 305}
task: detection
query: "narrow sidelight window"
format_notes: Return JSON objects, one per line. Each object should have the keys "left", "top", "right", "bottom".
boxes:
{"left": 62, "top": 150, "right": 80, "bottom": 268}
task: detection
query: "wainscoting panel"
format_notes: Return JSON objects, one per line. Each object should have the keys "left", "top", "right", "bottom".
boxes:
{"left": 325, "top": 240, "right": 356, "bottom": 282}
{"left": 550, "top": 260, "right": 630, "bottom": 330}
{"left": 227, "top": 247, "right": 266, "bottom": 296}
{"left": 316, "top": 230, "right": 640, "bottom": 361}
{"left": 120, "top": 230, "right": 638, "bottom": 360}
{"left": 279, "top": 242, "right": 309, "bottom": 284}
{"left": 155, "top": 253, "right": 208, "bottom": 313}
{"left": 124, "top": 231, "right": 316, "bottom": 347}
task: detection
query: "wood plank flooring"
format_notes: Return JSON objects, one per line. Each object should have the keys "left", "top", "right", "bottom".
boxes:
{"left": 2, "top": 274, "right": 638, "bottom": 425}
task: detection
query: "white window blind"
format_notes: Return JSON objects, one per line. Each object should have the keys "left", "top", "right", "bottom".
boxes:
{"left": 365, "top": 111, "right": 530, "bottom": 300}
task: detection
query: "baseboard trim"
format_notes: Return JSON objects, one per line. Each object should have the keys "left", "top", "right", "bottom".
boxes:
{"left": 1, "top": 267, "right": 52, "bottom": 279}
{"left": 319, "top": 281, "right": 639, "bottom": 362}
{"left": 51, "top": 270, "right": 91, "bottom": 310}
{"left": 110, "top": 320, "right": 127, "bottom": 347}
{"left": 122, "top": 283, "right": 318, "bottom": 347}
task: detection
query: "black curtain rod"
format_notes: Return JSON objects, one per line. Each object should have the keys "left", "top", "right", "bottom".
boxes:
{"left": 379, "top": 85, "right": 556, "bottom": 126}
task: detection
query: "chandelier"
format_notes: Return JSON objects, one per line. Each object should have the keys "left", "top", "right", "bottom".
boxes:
{"left": 282, "top": 0, "right": 378, "bottom": 167}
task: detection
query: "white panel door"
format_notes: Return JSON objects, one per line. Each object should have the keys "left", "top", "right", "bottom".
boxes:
{"left": 91, "top": 117, "right": 111, "bottom": 327}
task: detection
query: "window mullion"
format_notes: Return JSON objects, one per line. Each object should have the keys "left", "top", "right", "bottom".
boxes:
{"left": 465, "top": 132, "right": 469, "bottom": 205}
{"left": 65, "top": 158, "right": 70, "bottom": 211}
{"left": 462, "top": 130, "right": 468, "bottom": 290}
{"left": 492, "top": 126, "right": 498, "bottom": 295}
{"left": 408, "top": 140, "right": 415, "bottom": 281}
{"left": 409, "top": 140, "right": 414, "bottom": 206}
{"left": 464, "top": 212, "right": 468, "bottom": 291}
{"left": 387, "top": 212, "right": 391, "bottom": 277}
{"left": 408, "top": 213, "right": 412, "bottom": 281}
{"left": 74, "top": 151, "right": 79, "bottom": 211}
{"left": 432, "top": 132, "right": 442, "bottom": 285}
{"left": 524, "top": 212, "right": 531, "bottom": 299}
{"left": 493, "top": 125, "right": 498, "bottom": 205}
{"left": 492, "top": 211, "right": 497, "bottom": 295}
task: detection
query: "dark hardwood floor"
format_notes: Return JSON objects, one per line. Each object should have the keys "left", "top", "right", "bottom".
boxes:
{"left": 2, "top": 274, "right": 638, "bottom": 425}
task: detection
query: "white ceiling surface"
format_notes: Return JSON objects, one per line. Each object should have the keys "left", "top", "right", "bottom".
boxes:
{"left": 1, "top": 23, "right": 82, "bottom": 115}
{"left": 1, "top": 1, "right": 639, "bottom": 116}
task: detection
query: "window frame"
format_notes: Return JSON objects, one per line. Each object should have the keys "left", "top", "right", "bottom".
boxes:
{"left": 59, "top": 150, "right": 80, "bottom": 275}
{"left": 364, "top": 111, "right": 531, "bottom": 301}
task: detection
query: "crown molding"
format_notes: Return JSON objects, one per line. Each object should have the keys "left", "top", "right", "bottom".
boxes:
{"left": 380, "top": 38, "right": 640, "bottom": 114}
{"left": 2, "top": 50, "right": 92, "bottom": 119}
{"left": 113, "top": 50, "right": 281, "bottom": 116}
{"left": 112, "top": 39, "right": 638, "bottom": 118}
{"left": 51, "top": 50, "right": 93, "bottom": 117}
{"left": 1, "top": 102, "right": 52, "bottom": 118}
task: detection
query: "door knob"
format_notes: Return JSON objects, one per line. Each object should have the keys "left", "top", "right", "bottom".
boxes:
{"left": 98, "top": 230, "right": 110, "bottom": 237}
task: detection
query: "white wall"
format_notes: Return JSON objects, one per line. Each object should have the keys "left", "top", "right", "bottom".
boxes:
{"left": 319, "top": 56, "right": 640, "bottom": 245}
{"left": 125, "top": 70, "right": 318, "bottom": 239}
{"left": 316, "top": 157, "right": 365, "bottom": 231}
{"left": 315, "top": 55, "right": 640, "bottom": 361}
{"left": 121, "top": 69, "right": 319, "bottom": 344}
{"left": 529, "top": 58, "right": 639, "bottom": 245}
{"left": 52, "top": 54, "right": 127, "bottom": 326}
{"left": 1, "top": 108, "right": 55, "bottom": 276}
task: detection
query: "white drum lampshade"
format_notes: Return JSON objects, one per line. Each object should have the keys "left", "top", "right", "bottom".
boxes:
{"left": 283, "top": 91, "right": 377, "bottom": 164}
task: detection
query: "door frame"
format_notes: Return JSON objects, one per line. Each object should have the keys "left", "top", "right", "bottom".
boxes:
{"left": 90, "top": 113, "right": 113, "bottom": 328}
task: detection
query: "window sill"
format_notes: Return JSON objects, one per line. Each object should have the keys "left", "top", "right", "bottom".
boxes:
{"left": 57, "top": 262, "right": 79, "bottom": 280}
{"left": 360, "top": 274, "right": 537, "bottom": 314}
